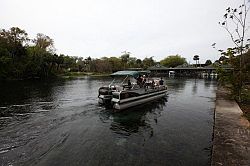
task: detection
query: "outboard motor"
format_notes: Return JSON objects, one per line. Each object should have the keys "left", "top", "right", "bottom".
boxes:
{"left": 98, "top": 86, "right": 114, "bottom": 106}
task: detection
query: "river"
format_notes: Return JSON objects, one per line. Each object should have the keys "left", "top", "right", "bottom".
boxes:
{"left": 0, "top": 77, "right": 217, "bottom": 166}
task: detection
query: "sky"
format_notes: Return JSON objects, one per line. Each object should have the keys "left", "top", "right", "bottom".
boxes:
{"left": 1, "top": 0, "right": 249, "bottom": 63}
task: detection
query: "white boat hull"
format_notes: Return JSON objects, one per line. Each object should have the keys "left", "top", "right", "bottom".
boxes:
{"left": 112, "top": 90, "right": 167, "bottom": 110}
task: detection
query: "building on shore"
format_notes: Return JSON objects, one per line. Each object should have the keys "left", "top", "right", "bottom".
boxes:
{"left": 148, "top": 64, "right": 233, "bottom": 77}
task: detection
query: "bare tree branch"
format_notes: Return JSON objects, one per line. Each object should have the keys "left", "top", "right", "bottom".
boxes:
{"left": 222, "top": 25, "right": 240, "bottom": 47}
{"left": 232, "top": 12, "right": 244, "bottom": 26}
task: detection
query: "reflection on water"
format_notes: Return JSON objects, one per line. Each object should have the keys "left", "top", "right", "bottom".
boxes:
{"left": 192, "top": 79, "right": 198, "bottom": 95}
{"left": 100, "top": 98, "right": 167, "bottom": 137}
{"left": 0, "top": 77, "right": 216, "bottom": 166}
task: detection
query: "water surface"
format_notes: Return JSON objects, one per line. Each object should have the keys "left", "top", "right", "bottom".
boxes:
{"left": 0, "top": 77, "right": 217, "bottom": 166}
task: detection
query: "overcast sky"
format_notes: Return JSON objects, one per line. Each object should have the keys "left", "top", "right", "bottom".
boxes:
{"left": 1, "top": 0, "right": 248, "bottom": 63}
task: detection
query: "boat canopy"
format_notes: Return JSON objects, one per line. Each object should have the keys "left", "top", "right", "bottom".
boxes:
{"left": 138, "top": 70, "right": 151, "bottom": 76}
{"left": 110, "top": 70, "right": 151, "bottom": 79}
{"left": 110, "top": 70, "right": 140, "bottom": 78}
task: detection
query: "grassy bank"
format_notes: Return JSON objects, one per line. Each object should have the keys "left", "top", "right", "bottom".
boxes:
{"left": 59, "top": 72, "right": 110, "bottom": 78}
{"left": 239, "top": 85, "right": 250, "bottom": 121}
{"left": 223, "top": 85, "right": 250, "bottom": 122}
{"left": 240, "top": 86, "right": 250, "bottom": 121}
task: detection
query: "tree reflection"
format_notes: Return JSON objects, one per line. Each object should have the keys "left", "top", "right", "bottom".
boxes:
{"left": 204, "top": 79, "right": 213, "bottom": 88}
{"left": 165, "top": 78, "right": 186, "bottom": 91}
{"left": 192, "top": 79, "right": 198, "bottom": 95}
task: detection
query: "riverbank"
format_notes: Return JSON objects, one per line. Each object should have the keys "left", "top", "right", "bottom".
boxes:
{"left": 60, "top": 71, "right": 110, "bottom": 77}
{"left": 59, "top": 72, "right": 110, "bottom": 78}
{"left": 211, "top": 87, "right": 250, "bottom": 166}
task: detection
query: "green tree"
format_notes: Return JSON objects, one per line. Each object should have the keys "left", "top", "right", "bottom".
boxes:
{"left": 109, "top": 57, "right": 123, "bottom": 72}
{"left": 84, "top": 56, "right": 92, "bottom": 72}
{"left": 0, "top": 27, "right": 29, "bottom": 78}
{"left": 121, "top": 51, "right": 130, "bottom": 69}
{"left": 136, "top": 58, "right": 142, "bottom": 68}
{"left": 205, "top": 59, "right": 212, "bottom": 66}
{"left": 76, "top": 57, "right": 84, "bottom": 72}
{"left": 63, "top": 55, "right": 77, "bottom": 70}
{"left": 56, "top": 54, "right": 65, "bottom": 71}
{"left": 0, "top": 27, "right": 29, "bottom": 60}
{"left": 160, "top": 55, "right": 186, "bottom": 68}
{"left": 91, "top": 58, "right": 112, "bottom": 73}
{"left": 27, "top": 33, "right": 57, "bottom": 78}
{"left": 128, "top": 57, "right": 137, "bottom": 68}
{"left": 142, "top": 56, "right": 155, "bottom": 69}
{"left": 33, "top": 33, "right": 54, "bottom": 53}
{"left": 0, "top": 27, "right": 83, "bottom": 79}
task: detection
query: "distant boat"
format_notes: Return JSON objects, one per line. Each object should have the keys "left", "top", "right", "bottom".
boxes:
{"left": 169, "top": 71, "right": 175, "bottom": 77}
{"left": 98, "top": 70, "right": 167, "bottom": 110}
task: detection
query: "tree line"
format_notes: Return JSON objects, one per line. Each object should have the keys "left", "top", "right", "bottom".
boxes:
{"left": 1, "top": 27, "right": 217, "bottom": 80}
{"left": 0, "top": 27, "right": 158, "bottom": 80}
{"left": 0, "top": 27, "right": 66, "bottom": 79}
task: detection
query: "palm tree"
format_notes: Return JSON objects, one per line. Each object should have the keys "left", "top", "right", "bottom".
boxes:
{"left": 121, "top": 51, "right": 130, "bottom": 69}
{"left": 193, "top": 55, "right": 199, "bottom": 67}
{"left": 85, "top": 56, "right": 92, "bottom": 72}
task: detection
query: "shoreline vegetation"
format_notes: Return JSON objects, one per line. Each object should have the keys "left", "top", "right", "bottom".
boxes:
{"left": 59, "top": 72, "right": 111, "bottom": 78}
{"left": 2, "top": 27, "right": 223, "bottom": 82}
{"left": 0, "top": 72, "right": 111, "bottom": 81}
{"left": 0, "top": 27, "right": 190, "bottom": 81}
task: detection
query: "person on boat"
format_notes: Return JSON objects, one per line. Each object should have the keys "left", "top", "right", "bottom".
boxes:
{"left": 137, "top": 75, "right": 143, "bottom": 88}
{"left": 159, "top": 77, "right": 164, "bottom": 85}
{"left": 128, "top": 79, "right": 131, "bottom": 86}
{"left": 142, "top": 75, "right": 146, "bottom": 87}
{"left": 151, "top": 79, "right": 155, "bottom": 88}
{"left": 143, "top": 75, "right": 150, "bottom": 90}
{"left": 127, "top": 79, "right": 132, "bottom": 89}
{"left": 123, "top": 79, "right": 132, "bottom": 90}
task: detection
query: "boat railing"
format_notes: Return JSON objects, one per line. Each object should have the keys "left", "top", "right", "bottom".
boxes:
{"left": 109, "top": 75, "right": 129, "bottom": 89}
{"left": 115, "top": 86, "right": 123, "bottom": 92}
{"left": 108, "top": 78, "right": 116, "bottom": 88}
{"left": 121, "top": 75, "right": 128, "bottom": 85}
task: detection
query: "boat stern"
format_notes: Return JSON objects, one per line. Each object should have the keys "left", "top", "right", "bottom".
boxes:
{"left": 98, "top": 95, "right": 112, "bottom": 105}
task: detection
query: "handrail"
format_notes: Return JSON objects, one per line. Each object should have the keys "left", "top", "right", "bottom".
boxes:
{"left": 109, "top": 78, "right": 116, "bottom": 88}
{"left": 121, "top": 75, "right": 128, "bottom": 85}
